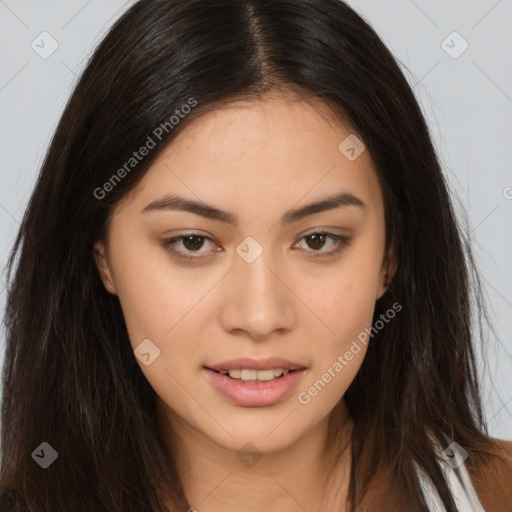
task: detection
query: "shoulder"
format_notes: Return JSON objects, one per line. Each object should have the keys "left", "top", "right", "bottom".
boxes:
{"left": 358, "top": 467, "right": 409, "bottom": 512}
{"left": 471, "top": 439, "right": 512, "bottom": 512}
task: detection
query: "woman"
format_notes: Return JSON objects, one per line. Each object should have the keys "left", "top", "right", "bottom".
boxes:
{"left": 1, "top": 0, "right": 511, "bottom": 510}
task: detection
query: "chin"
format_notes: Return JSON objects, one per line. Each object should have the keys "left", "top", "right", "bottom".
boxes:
{"left": 198, "top": 409, "right": 314, "bottom": 454}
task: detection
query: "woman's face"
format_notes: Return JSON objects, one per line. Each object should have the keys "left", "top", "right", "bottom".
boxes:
{"left": 94, "top": 93, "right": 390, "bottom": 455}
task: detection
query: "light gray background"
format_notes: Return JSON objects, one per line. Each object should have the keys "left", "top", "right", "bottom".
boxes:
{"left": 0, "top": 1, "right": 511, "bottom": 439}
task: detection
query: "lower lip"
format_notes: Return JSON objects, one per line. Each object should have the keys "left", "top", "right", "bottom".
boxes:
{"left": 204, "top": 368, "right": 306, "bottom": 407}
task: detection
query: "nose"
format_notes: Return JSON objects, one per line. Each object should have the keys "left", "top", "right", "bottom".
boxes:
{"left": 218, "top": 249, "right": 296, "bottom": 341}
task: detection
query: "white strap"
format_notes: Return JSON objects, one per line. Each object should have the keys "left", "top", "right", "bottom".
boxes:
{"left": 416, "top": 459, "right": 486, "bottom": 511}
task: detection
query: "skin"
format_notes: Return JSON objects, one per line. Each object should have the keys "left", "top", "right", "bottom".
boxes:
{"left": 94, "top": 92, "right": 395, "bottom": 511}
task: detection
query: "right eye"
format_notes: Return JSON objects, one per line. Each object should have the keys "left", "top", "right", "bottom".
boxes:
{"left": 160, "top": 233, "right": 222, "bottom": 261}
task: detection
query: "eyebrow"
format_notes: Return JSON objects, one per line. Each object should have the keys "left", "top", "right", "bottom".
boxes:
{"left": 141, "top": 192, "right": 365, "bottom": 226}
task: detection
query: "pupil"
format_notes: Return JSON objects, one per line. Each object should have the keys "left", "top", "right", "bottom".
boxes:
{"left": 183, "top": 235, "right": 204, "bottom": 251}
{"left": 307, "top": 233, "right": 325, "bottom": 250}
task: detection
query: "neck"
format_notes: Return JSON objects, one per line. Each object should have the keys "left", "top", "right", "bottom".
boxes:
{"left": 159, "top": 400, "right": 354, "bottom": 512}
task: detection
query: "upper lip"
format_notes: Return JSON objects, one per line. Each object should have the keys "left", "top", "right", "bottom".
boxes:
{"left": 206, "top": 357, "right": 306, "bottom": 372}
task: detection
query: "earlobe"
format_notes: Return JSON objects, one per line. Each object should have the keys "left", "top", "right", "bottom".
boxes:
{"left": 376, "top": 274, "right": 389, "bottom": 300}
{"left": 93, "top": 240, "right": 117, "bottom": 295}
{"left": 377, "top": 245, "right": 398, "bottom": 300}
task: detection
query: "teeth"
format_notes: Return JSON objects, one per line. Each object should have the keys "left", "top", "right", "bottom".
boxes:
{"left": 219, "top": 368, "right": 291, "bottom": 381}
{"left": 258, "top": 369, "right": 276, "bottom": 380}
{"left": 240, "top": 369, "right": 257, "bottom": 380}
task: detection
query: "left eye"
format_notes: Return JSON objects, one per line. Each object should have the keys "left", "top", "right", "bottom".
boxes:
{"left": 292, "top": 232, "right": 349, "bottom": 255}
{"left": 161, "top": 231, "right": 350, "bottom": 261}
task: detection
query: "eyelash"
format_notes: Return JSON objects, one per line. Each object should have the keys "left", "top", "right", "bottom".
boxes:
{"left": 160, "top": 231, "right": 351, "bottom": 261}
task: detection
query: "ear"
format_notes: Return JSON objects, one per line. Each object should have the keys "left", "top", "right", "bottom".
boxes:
{"left": 93, "top": 240, "right": 117, "bottom": 295}
{"left": 377, "top": 243, "right": 397, "bottom": 300}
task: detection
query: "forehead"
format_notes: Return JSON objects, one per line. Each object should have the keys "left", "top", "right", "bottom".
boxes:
{"left": 120, "top": 94, "right": 383, "bottom": 224}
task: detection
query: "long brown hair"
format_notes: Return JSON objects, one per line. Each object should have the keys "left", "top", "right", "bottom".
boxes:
{"left": 1, "top": 0, "right": 506, "bottom": 510}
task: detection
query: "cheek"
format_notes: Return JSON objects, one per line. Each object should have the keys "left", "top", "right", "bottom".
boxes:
{"left": 108, "top": 244, "right": 217, "bottom": 418}
{"left": 108, "top": 238, "right": 205, "bottom": 346}
{"left": 297, "top": 273, "right": 374, "bottom": 409}
{"left": 297, "top": 244, "right": 382, "bottom": 397}
{"left": 112, "top": 255, "right": 208, "bottom": 417}
{"left": 309, "top": 254, "right": 382, "bottom": 339}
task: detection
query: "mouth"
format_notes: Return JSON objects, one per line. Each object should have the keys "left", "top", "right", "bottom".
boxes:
{"left": 203, "top": 358, "right": 307, "bottom": 407}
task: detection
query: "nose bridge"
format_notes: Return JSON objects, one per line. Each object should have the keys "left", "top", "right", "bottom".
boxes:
{"left": 219, "top": 239, "right": 296, "bottom": 338}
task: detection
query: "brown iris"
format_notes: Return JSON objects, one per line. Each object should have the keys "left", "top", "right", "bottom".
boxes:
{"left": 182, "top": 235, "right": 205, "bottom": 251}
{"left": 305, "top": 233, "right": 327, "bottom": 250}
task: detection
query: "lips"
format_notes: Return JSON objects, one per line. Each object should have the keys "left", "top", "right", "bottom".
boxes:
{"left": 204, "top": 357, "right": 307, "bottom": 407}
